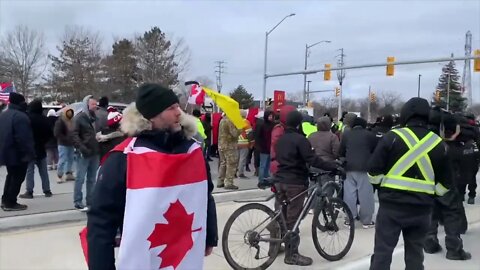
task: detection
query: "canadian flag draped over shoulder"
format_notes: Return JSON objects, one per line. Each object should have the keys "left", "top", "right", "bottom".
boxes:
{"left": 116, "top": 138, "right": 208, "bottom": 270}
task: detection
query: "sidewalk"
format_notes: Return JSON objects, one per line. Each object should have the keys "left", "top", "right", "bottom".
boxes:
{"left": 1, "top": 200, "right": 479, "bottom": 270}
{"left": 0, "top": 158, "right": 258, "bottom": 218}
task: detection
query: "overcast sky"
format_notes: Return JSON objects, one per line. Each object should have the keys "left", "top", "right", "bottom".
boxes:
{"left": 1, "top": 0, "right": 479, "bottom": 103}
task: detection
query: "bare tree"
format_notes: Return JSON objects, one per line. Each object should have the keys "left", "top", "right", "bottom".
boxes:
{"left": 0, "top": 25, "right": 48, "bottom": 96}
{"left": 288, "top": 91, "right": 303, "bottom": 102}
{"left": 378, "top": 90, "right": 403, "bottom": 115}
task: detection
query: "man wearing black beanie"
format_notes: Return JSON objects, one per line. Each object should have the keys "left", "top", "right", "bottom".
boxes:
{"left": 0, "top": 92, "right": 35, "bottom": 211}
{"left": 87, "top": 83, "right": 218, "bottom": 270}
{"left": 273, "top": 110, "right": 339, "bottom": 266}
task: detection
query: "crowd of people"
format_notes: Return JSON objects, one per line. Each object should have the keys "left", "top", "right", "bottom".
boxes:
{"left": 0, "top": 84, "right": 478, "bottom": 269}
{"left": 0, "top": 93, "right": 125, "bottom": 211}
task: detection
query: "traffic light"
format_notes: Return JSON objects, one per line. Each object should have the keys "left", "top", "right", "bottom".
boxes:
{"left": 335, "top": 87, "right": 341, "bottom": 97}
{"left": 324, "top": 64, "right": 331, "bottom": 81}
{"left": 435, "top": 90, "right": 441, "bottom": 101}
{"left": 386, "top": 56, "right": 395, "bottom": 76}
{"left": 474, "top": 49, "right": 480, "bottom": 72}
{"left": 370, "top": 92, "right": 376, "bottom": 103}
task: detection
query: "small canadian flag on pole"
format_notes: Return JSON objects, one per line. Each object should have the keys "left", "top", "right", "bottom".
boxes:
{"left": 117, "top": 139, "right": 208, "bottom": 270}
{"left": 186, "top": 81, "right": 205, "bottom": 105}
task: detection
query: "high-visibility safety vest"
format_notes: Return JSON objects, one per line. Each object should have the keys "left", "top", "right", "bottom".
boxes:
{"left": 337, "top": 121, "right": 344, "bottom": 132}
{"left": 302, "top": 122, "right": 318, "bottom": 137}
{"left": 238, "top": 119, "right": 252, "bottom": 148}
{"left": 196, "top": 118, "right": 207, "bottom": 139}
{"left": 369, "top": 128, "right": 449, "bottom": 196}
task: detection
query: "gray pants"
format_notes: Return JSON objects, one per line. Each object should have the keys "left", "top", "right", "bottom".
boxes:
{"left": 343, "top": 171, "right": 375, "bottom": 225}
{"left": 237, "top": 148, "right": 249, "bottom": 175}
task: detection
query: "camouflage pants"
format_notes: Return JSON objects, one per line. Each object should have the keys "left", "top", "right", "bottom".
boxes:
{"left": 218, "top": 148, "right": 239, "bottom": 186}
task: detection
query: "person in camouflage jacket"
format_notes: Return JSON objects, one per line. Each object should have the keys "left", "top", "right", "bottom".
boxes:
{"left": 218, "top": 115, "right": 242, "bottom": 189}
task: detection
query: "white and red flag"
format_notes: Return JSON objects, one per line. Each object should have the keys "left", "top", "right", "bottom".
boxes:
{"left": 117, "top": 138, "right": 208, "bottom": 270}
{"left": 186, "top": 82, "right": 205, "bottom": 105}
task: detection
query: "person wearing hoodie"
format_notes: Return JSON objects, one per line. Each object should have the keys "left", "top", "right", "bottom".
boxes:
{"left": 46, "top": 109, "right": 59, "bottom": 171}
{"left": 19, "top": 99, "right": 54, "bottom": 199}
{"left": 339, "top": 113, "right": 357, "bottom": 138}
{"left": 87, "top": 83, "right": 218, "bottom": 270}
{"left": 308, "top": 116, "right": 340, "bottom": 162}
{"left": 367, "top": 98, "right": 451, "bottom": 270}
{"left": 339, "top": 117, "right": 377, "bottom": 228}
{"left": 54, "top": 107, "right": 76, "bottom": 183}
{"left": 72, "top": 95, "right": 100, "bottom": 211}
{"left": 273, "top": 110, "right": 339, "bottom": 266}
{"left": 96, "top": 111, "right": 126, "bottom": 159}
{"left": 371, "top": 114, "right": 394, "bottom": 146}
{"left": 270, "top": 105, "right": 296, "bottom": 175}
{"left": 95, "top": 96, "right": 109, "bottom": 132}
{"left": 255, "top": 110, "right": 275, "bottom": 186}
{"left": 0, "top": 93, "right": 35, "bottom": 211}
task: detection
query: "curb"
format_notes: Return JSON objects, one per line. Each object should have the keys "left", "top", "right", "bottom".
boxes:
{"left": 0, "top": 188, "right": 271, "bottom": 232}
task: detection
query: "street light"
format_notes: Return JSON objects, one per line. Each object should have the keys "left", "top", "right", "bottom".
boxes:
{"left": 417, "top": 74, "right": 422, "bottom": 97}
{"left": 303, "top": 40, "right": 331, "bottom": 106}
{"left": 262, "top": 13, "right": 296, "bottom": 110}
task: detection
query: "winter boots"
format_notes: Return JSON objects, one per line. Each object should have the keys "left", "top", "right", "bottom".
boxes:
{"left": 283, "top": 232, "right": 313, "bottom": 266}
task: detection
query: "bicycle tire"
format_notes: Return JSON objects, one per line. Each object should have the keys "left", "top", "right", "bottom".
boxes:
{"left": 311, "top": 197, "right": 355, "bottom": 261}
{"left": 222, "top": 203, "right": 283, "bottom": 270}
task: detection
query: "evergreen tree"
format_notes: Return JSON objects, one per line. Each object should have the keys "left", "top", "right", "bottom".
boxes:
{"left": 433, "top": 60, "right": 466, "bottom": 112}
{"left": 230, "top": 85, "right": 254, "bottom": 109}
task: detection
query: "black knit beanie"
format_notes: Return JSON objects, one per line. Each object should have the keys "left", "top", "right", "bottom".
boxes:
{"left": 9, "top": 92, "right": 25, "bottom": 105}
{"left": 136, "top": 83, "right": 179, "bottom": 119}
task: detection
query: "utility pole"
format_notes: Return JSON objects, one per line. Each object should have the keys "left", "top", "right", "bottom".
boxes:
{"left": 368, "top": 86, "right": 371, "bottom": 123}
{"left": 462, "top": 31, "right": 472, "bottom": 107}
{"left": 306, "top": 80, "right": 312, "bottom": 103}
{"left": 214, "top": 61, "right": 226, "bottom": 93}
{"left": 417, "top": 74, "right": 421, "bottom": 97}
{"left": 336, "top": 48, "right": 346, "bottom": 119}
{"left": 446, "top": 53, "right": 453, "bottom": 111}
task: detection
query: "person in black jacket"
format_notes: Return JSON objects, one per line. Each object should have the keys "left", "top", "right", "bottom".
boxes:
{"left": 340, "top": 117, "right": 377, "bottom": 228}
{"left": 87, "top": 84, "right": 218, "bottom": 270}
{"left": 368, "top": 98, "right": 452, "bottom": 270}
{"left": 0, "top": 93, "right": 35, "bottom": 211}
{"left": 45, "top": 109, "right": 59, "bottom": 171}
{"left": 255, "top": 110, "right": 274, "bottom": 185}
{"left": 371, "top": 114, "right": 393, "bottom": 146}
{"left": 202, "top": 113, "right": 213, "bottom": 161}
{"left": 273, "top": 110, "right": 338, "bottom": 266}
{"left": 19, "top": 99, "right": 54, "bottom": 199}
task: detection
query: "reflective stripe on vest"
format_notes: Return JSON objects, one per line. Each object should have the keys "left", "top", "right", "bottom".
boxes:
{"left": 381, "top": 128, "right": 442, "bottom": 195}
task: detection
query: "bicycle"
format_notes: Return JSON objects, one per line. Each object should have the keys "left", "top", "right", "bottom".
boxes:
{"left": 222, "top": 167, "right": 355, "bottom": 270}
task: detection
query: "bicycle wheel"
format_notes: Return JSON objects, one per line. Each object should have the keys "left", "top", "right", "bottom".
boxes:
{"left": 222, "top": 203, "right": 283, "bottom": 270}
{"left": 312, "top": 197, "right": 355, "bottom": 261}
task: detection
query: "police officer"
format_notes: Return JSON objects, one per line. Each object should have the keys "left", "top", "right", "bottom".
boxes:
{"left": 367, "top": 98, "right": 451, "bottom": 270}
{"left": 423, "top": 109, "right": 471, "bottom": 260}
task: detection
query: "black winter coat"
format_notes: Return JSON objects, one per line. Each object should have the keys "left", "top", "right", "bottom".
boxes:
{"left": 72, "top": 111, "right": 99, "bottom": 157}
{"left": 339, "top": 126, "right": 377, "bottom": 172}
{"left": 87, "top": 130, "right": 218, "bottom": 270}
{"left": 368, "top": 120, "right": 452, "bottom": 210}
{"left": 0, "top": 104, "right": 35, "bottom": 166}
{"left": 27, "top": 100, "right": 54, "bottom": 160}
{"left": 45, "top": 116, "right": 58, "bottom": 149}
{"left": 274, "top": 127, "right": 337, "bottom": 186}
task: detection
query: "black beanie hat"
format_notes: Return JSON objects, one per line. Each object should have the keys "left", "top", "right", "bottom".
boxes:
{"left": 9, "top": 92, "right": 25, "bottom": 105}
{"left": 99, "top": 96, "right": 109, "bottom": 108}
{"left": 136, "top": 83, "right": 179, "bottom": 119}
{"left": 286, "top": 110, "right": 303, "bottom": 128}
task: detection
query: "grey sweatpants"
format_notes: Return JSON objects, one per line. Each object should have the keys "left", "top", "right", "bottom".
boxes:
{"left": 343, "top": 171, "right": 375, "bottom": 225}
{"left": 237, "top": 148, "right": 249, "bottom": 175}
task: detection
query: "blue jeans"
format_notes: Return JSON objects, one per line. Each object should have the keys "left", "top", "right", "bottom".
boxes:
{"left": 259, "top": 154, "right": 271, "bottom": 183}
{"left": 74, "top": 154, "right": 99, "bottom": 206}
{"left": 26, "top": 158, "right": 50, "bottom": 193}
{"left": 58, "top": 145, "right": 75, "bottom": 176}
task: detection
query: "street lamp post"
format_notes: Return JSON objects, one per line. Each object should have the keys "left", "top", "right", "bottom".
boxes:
{"left": 417, "top": 74, "right": 421, "bottom": 97}
{"left": 262, "top": 13, "right": 295, "bottom": 110}
{"left": 306, "top": 80, "right": 312, "bottom": 103}
{"left": 303, "top": 40, "right": 331, "bottom": 106}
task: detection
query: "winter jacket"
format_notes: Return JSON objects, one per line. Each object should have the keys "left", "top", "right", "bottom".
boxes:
{"left": 270, "top": 105, "right": 296, "bottom": 173}
{"left": 96, "top": 128, "right": 126, "bottom": 159}
{"left": 95, "top": 106, "right": 108, "bottom": 132}
{"left": 87, "top": 104, "right": 218, "bottom": 270}
{"left": 274, "top": 127, "right": 337, "bottom": 186}
{"left": 0, "top": 103, "right": 35, "bottom": 166}
{"left": 218, "top": 117, "right": 241, "bottom": 150}
{"left": 72, "top": 95, "right": 99, "bottom": 157}
{"left": 27, "top": 100, "right": 54, "bottom": 160}
{"left": 255, "top": 111, "right": 274, "bottom": 154}
{"left": 309, "top": 116, "right": 339, "bottom": 161}
{"left": 54, "top": 108, "right": 75, "bottom": 146}
{"left": 339, "top": 125, "right": 377, "bottom": 172}
{"left": 46, "top": 110, "right": 58, "bottom": 149}
{"left": 368, "top": 120, "right": 452, "bottom": 210}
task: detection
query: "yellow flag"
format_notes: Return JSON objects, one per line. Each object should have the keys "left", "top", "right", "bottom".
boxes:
{"left": 202, "top": 87, "right": 246, "bottom": 129}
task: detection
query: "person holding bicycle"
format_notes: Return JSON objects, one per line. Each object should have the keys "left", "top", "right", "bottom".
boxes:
{"left": 273, "top": 110, "right": 339, "bottom": 266}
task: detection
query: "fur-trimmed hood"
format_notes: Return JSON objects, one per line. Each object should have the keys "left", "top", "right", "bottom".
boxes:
{"left": 120, "top": 102, "right": 198, "bottom": 139}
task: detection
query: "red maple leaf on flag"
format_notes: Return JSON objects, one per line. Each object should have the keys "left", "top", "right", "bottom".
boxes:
{"left": 147, "top": 200, "right": 202, "bottom": 269}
